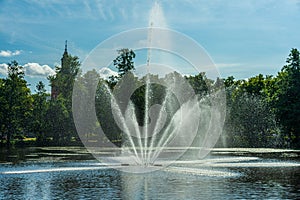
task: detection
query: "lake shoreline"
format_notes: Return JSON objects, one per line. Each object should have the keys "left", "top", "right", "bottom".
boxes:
{"left": 1, "top": 147, "right": 299, "bottom": 164}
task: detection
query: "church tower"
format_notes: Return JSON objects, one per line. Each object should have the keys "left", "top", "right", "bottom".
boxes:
{"left": 61, "top": 40, "right": 68, "bottom": 73}
{"left": 50, "top": 40, "right": 68, "bottom": 99}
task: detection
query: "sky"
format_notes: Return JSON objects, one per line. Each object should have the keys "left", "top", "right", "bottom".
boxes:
{"left": 1, "top": 0, "right": 300, "bottom": 92}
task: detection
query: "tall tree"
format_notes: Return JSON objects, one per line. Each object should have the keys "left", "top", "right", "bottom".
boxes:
{"left": 48, "top": 51, "right": 81, "bottom": 145}
{"left": 30, "top": 81, "right": 49, "bottom": 145}
{"left": 0, "top": 61, "right": 33, "bottom": 148}
{"left": 0, "top": 78, "right": 6, "bottom": 146}
{"left": 275, "top": 48, "right": 300, "bottom": 148}
{"left": 45, "top": 96, "right": 69, "bottom": 145}
{"left": 49, "top": 54, "right": 80, "bottom": 100}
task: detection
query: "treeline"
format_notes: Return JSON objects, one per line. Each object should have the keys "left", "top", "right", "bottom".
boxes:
{"left": 0, "top": 48, "right": 299, "bottom": 149}
{"left": 221, "top": 48, "right": 300, "bottom": 148}
{"left": 0, "top": 54, "right": 81, "bottom": 148}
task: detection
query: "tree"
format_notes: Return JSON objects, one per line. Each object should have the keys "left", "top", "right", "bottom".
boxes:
{"left": 45, "top": 96, "right": 69, "bottom": 145}
{"left": 275, "top": 48, "right": 300, "bottom": 148}
{"left": 108, "top": 48, "right": 136, "bottom": 88}
{"left": 48, "top": 53, "right": 81, "bottom": 145}
{"left": 30, "top": 81, "right": 49, "bottom": 145}
{"left": 224, "top": 76, "right": 235, "bottom": 88}
{"left": 224, "top": 92, "right": 277, "bottom": 147}
{"left": 113, "top": 48, "right": 136, "bottom": 77}
{"left": 222, "top": 74, "right": 279, "bottom": 148}
{"left": 49, "top": 54, "right": 80, "bottom": 100}
{"left": 239, "top": 74, "right": 265, "bottom": 96}
{"left": 74, "top": 69, "right": 101, "bottom": 145}
{"left": 185, "top": 72, "right": 210, "bottom": 96}
{"left": 0, "top": 78, "right": 6, "bottom": 146}
{"left": 0, "top": 61, "right": 33, "bottom": 148}
{"left": 95, "top": 78, "right": 123, "bottom": 146}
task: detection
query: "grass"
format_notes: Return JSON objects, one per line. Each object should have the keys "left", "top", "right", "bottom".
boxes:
{"left": 22, "top": 137, "right": 37, "bottom": 142}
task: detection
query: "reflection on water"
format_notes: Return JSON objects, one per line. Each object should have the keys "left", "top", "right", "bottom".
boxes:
{"left": 0, "top": 148, "right": 299, "bottom": 199}
{"left": 0, "top": 147, "right": 94, "bottom": 164}
{"left": 0, "top": 161, "right": 122, "bottom": 200}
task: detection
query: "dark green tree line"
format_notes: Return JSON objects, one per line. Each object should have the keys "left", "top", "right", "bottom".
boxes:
{"left": 1, "top": 48, "right": 300, "bottom": 149}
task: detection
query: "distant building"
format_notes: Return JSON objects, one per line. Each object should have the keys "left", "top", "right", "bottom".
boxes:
{"left": 50, "top": 40, "right": 68, "bottom": 99}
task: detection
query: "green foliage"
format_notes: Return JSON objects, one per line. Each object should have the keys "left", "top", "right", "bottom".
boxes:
{"left": 222, "top": 73, "right": 280, "bottom": 148}
{"left": 45, "top": 96, "right": 70, "bottom": 145}
{"left": 49, "top": 54, "right": 80, "bottom": 99}
{"left": 95, "top": 78, "right": 122, "bottom": 146}
{"left": 74, "top": 69, "right": 102, "bottom": 145}
{"left": 1, "top": 48, "right": 300, "bottom": 150}
{"left": 224, "top": 76, "right": 235, "bottom": 88}
{"left": 224, "top": 92, "right": 278, "bottom": 147}
{"left": 47, "top": 53, "right": 81, "bottom": 145}
{"left": 274, "top": 48, "right": 300, "bottom": 148}
{"left": 220, "top": 48, "right": 300, "bottom": 148}
{"left": 0, "top": 61, "right": 33, "bottom": 148}
{"left": 240, "top": 74, "right": 265, "bottom": 96}
{"left": 113, "top": 48, "right": 135, "bottom": 76}
{"left": 30, "top": 81, "right": 49, "bottom": 145}
{"left": 185, "top": 72, "right": 210, "bottom": 96}
{"left": 108, "top": 48, "right": 136, "bottom": 89}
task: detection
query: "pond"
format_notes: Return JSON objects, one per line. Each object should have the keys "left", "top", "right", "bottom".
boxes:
{"left": 0, "top": 147, "right": 299, "bottom": 199}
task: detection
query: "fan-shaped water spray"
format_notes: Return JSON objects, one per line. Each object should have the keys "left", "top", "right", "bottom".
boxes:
{"left": 72, "top": 1, "right": 226, "bottom": 172}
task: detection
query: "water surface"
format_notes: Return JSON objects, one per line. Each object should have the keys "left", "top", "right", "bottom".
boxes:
{"left": 0, "top": 147, "right": 299, "bottom": 199}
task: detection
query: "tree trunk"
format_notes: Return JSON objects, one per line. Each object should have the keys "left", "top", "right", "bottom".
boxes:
{"left": 6, "top": 132, "right": 11, "bottom": 149}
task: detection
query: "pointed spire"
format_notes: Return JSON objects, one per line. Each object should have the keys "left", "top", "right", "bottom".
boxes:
{"left": 64, "top": 40, "right": 68, "bottom": 53}
{"left": 61, "top": 40, "right": 68, "bottom": 67}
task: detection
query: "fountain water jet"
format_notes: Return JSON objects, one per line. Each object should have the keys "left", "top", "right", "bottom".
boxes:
{"left": 72, "top": 1, "right": 226, "bottom": 173}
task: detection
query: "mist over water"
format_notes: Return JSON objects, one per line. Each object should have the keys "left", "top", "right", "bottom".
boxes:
{"left": 71, "top": 1, "right": 226, "bottom": 173}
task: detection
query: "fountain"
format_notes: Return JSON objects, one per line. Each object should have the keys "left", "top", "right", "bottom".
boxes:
{"left": 1, "top": 1, "right": 300, "bottom": 199}
{"left": 72, "top": 1, "right": 226, "bottom": 173}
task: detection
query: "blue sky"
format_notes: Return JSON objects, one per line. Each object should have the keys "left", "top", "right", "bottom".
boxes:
{"left": 1, "top": 0, "right": 300, "bottom": 92}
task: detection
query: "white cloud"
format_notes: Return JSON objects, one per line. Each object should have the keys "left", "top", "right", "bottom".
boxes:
{"left": 23, "top": 63, "right": 55, "bottom": 77}
{"left": 99, "top": 67, "right": 118, "bottom": 80}
{"left": 0, "top": 62, "right": 55, "bottom": 77}
{"left": 0, "top": 63, "right": 8, "bottom": 75}
{"left": 0, "top": 50, "right": 21, "bottom": 57}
